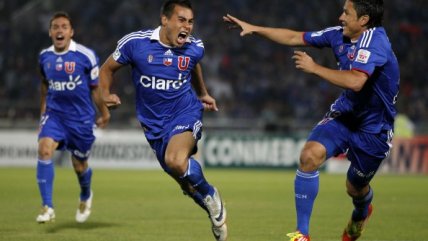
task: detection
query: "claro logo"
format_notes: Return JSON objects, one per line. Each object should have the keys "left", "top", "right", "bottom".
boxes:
{"left": 49, "top": 75, "right": 82, "bottom": 91}
{"left": 140, "top": 75, "right": 187, "bottom": 90}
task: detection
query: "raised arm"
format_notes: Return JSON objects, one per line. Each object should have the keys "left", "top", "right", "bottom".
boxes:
{"left": 223, "top": 14, "right": 306, "bottom": 47}
{"left": 99, "top": 55, "right": 123, "bottom": 108}
{"left": 191, "top": 63, "right": 218, "bottom": 112}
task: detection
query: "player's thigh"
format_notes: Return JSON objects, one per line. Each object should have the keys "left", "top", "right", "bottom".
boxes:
{"left": 307, "top": 118, "right": 349, "bottom": 160}
{"left": 67, "top": 121, "right": 95, "bottom": 161}
{"left": 38, "top": 113, "right": 65, "bottom": 158}
{"left": 346, "top": 131, "right": 391, "bottom": 188}
{"left": 166, "top": 132, "right": 195, "bottom": 156}
{"left": 164, "top": 131, "right": 195, "bottom": 173}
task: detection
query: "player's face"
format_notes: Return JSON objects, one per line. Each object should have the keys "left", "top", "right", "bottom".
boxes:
{"left": 49, "top": 17, "right": 74, "bottom": 52}
{"left": 339, "top": 0, "right": 368, "bottom": 41}
{"left": 161, "top": 5, "right": 194, "bottom": 47}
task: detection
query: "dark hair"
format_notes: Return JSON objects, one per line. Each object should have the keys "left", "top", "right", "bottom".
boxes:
{"left": 160, "top": 0, "right": 193, "bottom": 18}
{"left": 350, "top": 0, "right": 384, "bottom": 28}
{"left": 49, "top": 11, "right": 73, "bottom": 28}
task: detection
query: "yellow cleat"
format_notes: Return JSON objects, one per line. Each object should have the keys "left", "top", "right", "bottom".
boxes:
{"left": 286, "top": 231, "right": 311, "bottom": 241}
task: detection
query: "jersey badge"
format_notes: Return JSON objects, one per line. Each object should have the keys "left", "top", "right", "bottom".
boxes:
{"left": 178, "top": 56, "right": 190, "bottom": 71}
{"left": 347, "top": 45, "right": 357, "bottom": 60}
{"left": 355, "top": 49, "right": 371, "bottom": 64}
{"left": 55, "top": 57, "right": 63, "bottom": 71}
{"left": 147, "top": 54, "right": 154, "bottom": 63}
{"left": 56, "top": 63, "right": 63, "bottom": 71}
{"left": 163, "top": 57, "right": 173, "bottom": 66}
{"left": 65, "top": 61, "right": 76, "bottom": 74}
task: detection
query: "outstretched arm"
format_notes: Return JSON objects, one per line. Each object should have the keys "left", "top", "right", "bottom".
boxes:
{"left": 223, "top": 14, "right": 306, "bottom": 47}
{"left": 99, "top": 55, "right": 123, "bottom": 109}
{"left": 191, "top": 63, "right": 218, "bottom": 112}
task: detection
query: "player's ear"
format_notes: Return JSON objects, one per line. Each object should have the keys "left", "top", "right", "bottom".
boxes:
{"left": 359, "top": 14, "right": 369, "bottom": 27}
{"left": 161, "top": 15, "right": 168, "bottom": 26}
{"left": 70, "top": 28, "right": 74, "bottom": 38}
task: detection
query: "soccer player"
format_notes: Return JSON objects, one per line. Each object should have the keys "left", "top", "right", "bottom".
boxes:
{"left": 224, "top": 0, "right": 399, "bottom": 240}
{"left": 99, "top": 1, "right": 227, "bottom": 240}
{"left": 36, "top": 12, "right": 110, "bottom": 223}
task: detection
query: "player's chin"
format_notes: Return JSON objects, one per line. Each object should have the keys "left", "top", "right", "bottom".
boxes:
{"left": 174, "top": 42, "right": 185, "bottom": 48}
{"left": 53, "top": 42, "right": 66, "bottom": 51}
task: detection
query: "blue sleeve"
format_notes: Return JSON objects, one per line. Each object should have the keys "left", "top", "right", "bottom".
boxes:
{"left": 112, "top": 37, "right": 135, "bottom": 65}
{"left": 303, "top": 26, "right": 343, "bottom": 48}
{"left": 193, "top": 37, "right": 205, "bottom": 63}
{"left": 89, "top": 54, "right": 100, "bottom": 86}
{"left": 352, "top": 31, "right": 388, "bottom": 76}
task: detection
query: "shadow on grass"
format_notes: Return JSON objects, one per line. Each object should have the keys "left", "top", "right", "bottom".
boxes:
{"left": 45, "top": 221, "right": 118, "bottom": 233}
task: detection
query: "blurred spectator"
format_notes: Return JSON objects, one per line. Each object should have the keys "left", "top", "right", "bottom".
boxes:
{"left": 1, "top": 0, "right": 427, "bottom": 133}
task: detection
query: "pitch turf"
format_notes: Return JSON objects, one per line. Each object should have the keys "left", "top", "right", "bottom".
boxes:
{"left": 0, "top": 167, "right": 427, "bottom": 241}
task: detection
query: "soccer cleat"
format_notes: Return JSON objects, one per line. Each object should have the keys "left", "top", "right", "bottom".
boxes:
{"left": 36, "top": 205, "right": 55, "bottom": 223}
{"left": 212, "top": 223, "right": 228, "bottom": 241}
{"left": 342, "top": 204, "right": 373, "bottom": 241}
{"left": 203, "top": 187, "right": 227, "bottom": 240}
{"left": 75, "top": 191, "right": 93, "bottom": 223}
{"left": 286, "top": 231, "right": 311, "bottom": 241}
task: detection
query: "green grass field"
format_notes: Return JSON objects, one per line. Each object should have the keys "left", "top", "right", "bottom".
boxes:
{"left": 0, "top": 167, "right": 427, "bottom": 241}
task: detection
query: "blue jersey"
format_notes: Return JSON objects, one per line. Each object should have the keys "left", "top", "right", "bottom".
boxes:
{"left": 112, "top": 27, "right": 204, "bottom": 139}
{"left": 39, "top": 40, "right": 100, "bottom": 122}
{"left": 303, "top": 26, "right": 400, "bottom": 133}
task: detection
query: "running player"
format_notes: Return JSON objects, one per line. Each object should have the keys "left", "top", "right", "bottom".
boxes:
{"left": 36, "top": 11, "right": 110, "bottom": 223}
{"left": 99, "top": 1, "right": 227, "bottom": 240}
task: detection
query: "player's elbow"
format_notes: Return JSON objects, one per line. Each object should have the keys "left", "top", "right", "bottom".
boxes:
{"left": 348, "top": 70, "right": 368, "bottom": 92}
{"left": 349, "top": 82, "right": 364, "bottom": 92}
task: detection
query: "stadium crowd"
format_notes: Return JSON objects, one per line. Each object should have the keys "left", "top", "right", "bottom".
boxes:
{"left": 0, "top": 0, "right": 427, "bottom": 133}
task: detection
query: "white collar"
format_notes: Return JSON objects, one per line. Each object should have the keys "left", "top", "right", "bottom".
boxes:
{"left": 49, "top": 39, "right": 77, "bottom": 54}
{"left": 150, "top": 26, "right": 191, "bottom": 47}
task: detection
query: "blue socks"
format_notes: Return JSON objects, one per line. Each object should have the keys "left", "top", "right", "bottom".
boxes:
{"left": 181, "top": 158, "right": 215, "bottom": 197}
{"left": 352, "top": 187, "right": 373, "bottom": 221}
{"left": 77, "top": 167, "right": 92, "bottom": 201}
{"left": 294, "top": 169, "right": 319, "bottom": 235}
{"left": 37, "top": 159, "right": 55, "bottom": 207}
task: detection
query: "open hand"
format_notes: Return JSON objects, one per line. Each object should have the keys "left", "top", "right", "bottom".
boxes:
{"left": 292, "top": 50, "right": 317, "bottom": 74}
{"left": 223, "top": 14, "right": 255, "bottom": 37}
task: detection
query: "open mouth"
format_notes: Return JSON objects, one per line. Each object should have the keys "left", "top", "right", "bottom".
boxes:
{"left": 177, "top": 31, "right": 188, "bottom": 45}
{"left": 56, "top": 35, "right": 65, "bottom": 41}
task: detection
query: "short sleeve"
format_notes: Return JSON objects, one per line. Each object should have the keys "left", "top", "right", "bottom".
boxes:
{"left": 351, "top": 30, "right": 388, "bottom": 76}
{"left": 303, "top": 26, "right": 342, "bottom": 48}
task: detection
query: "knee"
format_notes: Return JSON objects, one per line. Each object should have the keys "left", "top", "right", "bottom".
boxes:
{"left": 72, "top": 160, "right": 88, "bottom": 175}
{"left": 346, "top": 180, "right": 369, "bottom": 198}
{"left": 299, "top": 144, "right": 326, "bottom": 172}
{"left": 164, "top": 153, "right": 187, "bottom": 176}
{"left": 38, "top": 144, "right": 54, "bottom": 160}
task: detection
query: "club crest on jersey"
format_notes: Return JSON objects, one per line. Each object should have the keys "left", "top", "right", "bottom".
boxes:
{"left": 64, "top": 61, "right": 76, "bottom": 74}
{"left": 347, "top": 45, "right": 357, "bottom": 60}
{"left": 147, "top": 54, "right": 154, "bottom": 63}
{"left": 178, "top": 56, "right": 190, "bottom": 71}
{"left": 163, "top": 57, "right": 173, "bottom": 66}
{"left": 56, "top": 63, "right": 63, "bottom": 71}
